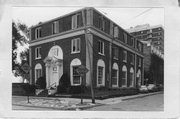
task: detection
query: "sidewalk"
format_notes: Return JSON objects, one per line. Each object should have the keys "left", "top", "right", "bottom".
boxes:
{"left": 12, "top": 91, "right": 163, "bottom": 110}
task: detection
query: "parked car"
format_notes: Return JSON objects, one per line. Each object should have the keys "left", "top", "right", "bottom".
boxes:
{"left": 138, "top": 85, "right": 148, "bottom": 93}
{"left": 147, "top": 84, "right": 158, "bottom": 92}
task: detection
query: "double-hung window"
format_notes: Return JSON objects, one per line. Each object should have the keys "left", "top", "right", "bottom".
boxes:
{"left": 72, "top": 66, "right": 81, "bottom": 85}
{"left": 123, "top": 33, "right": 127, "bottom": 43}
{"left": 98, "top": 40, "right": 104, "bottom": 55}
{"left": 122, "top": 50, "right": 127, "bottom": 62}
{"left": 35, "top": 47, "right": 41, "bottom": 59}
{"left": 112, "top": 47, "right": 118, "bottom": 59}
{"left": 72, "top": 38, "right": 80, "bottom": 53}
{"left": 139, "top": 58, "right": 141, "bottom": 67}
{"left": 130, "top": 54, "right": 134, "bottom": 65}
{"left": 97, "top": 66, "right": 103, "bottom": 85}
{"left": 52, "top": 21, "right": 59, "bottom": 34}
{"left": 35, "top": 27, "right": 41, "bottom": 39}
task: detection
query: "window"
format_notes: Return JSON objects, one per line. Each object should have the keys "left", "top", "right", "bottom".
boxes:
{"left": 112, "top": 63, "right": 119, "bottom": 87}
{"left": 52, "top": 48, "right": 59, "bottom": 57}
{"left": 122, "top": 65, "right": 127, "bottom": 87}
{"left": 70, "top": 58, "right": 81, "bottom": 86}
{"left": 97, "top": 59, "right": 105, "bottom": 87}
{"left": 123, "top": 50, "right": 127, "bottom": 62}
{"left": 98, "top": 40, "right": 104, "bottom": 55}
{"left": 71, "top": 38, "right": 80, "bottom": 53}
{"left": 123, "top": 33, "right": 127, "bottom": 43}
{"left": 113, "top": 26, "right": 119, "bottom": 38}
{"left": 97, "top": 66, "right": 103, "bottom": 85}
{"left": 35, "top": 27, "right": 41, "bottom": 39}
{"left": 72, "top": 13, "right": 82, "bottom": 29}
{"left": 48, "top": 45, "right": 63, "bottom": 59}
{"left": 139, "top": 57, "right": 141, "bottom": 67}
{"left": 131, "top": 38, "right": 134, "bottom": 47}
{"left": 52, "top": 21, "right": 59, "bottom": 34}
{"left": 138, "top": 43, "right": 142, "bottom": 52}
{"left": 35, "top": 47, "right": 41, "bottom": 59}
{"left": 35, "top": 63, "right": 42, "bottom": 82}
{"left": 72, "top": 66, "right": 81, "bottom": 85}
{"left": 130, "top": 54, "right": 134, "bottom": 65}
{"left": 129, "top": 68, "right": 134, "bottom": 87}
{"left": 112, "top": 47, "right": 118, "bottom": 59}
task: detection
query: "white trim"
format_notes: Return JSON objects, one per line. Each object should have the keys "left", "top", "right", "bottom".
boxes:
{"left": 29, "top": 29, "right": 85, "bottom": 47}
{"left": 88, "top": 28, "right": 144, "bottom": 57}
{"left": 98, "top": 40, "right": 104, "bottom": 55}
{"left": 48, "top": 45, "right": 63, "bottom": 59}
{"left": 122, "top": 65, "right": 127, "bottom": 87}
{"left": 34, "top": 63, "right": 42, "bottom": 83}
{"left": 70, "top": 58, "right": 82, "bottom": 86}
{"left": 35, "top": 47, "right": 41, "bottom": 59}
{"left": 71, "top": 38, "right": 81, "bottom": 54}
{"left": 97, "top": 59, "right": 105, "bottom": 87}
{"left": 112, "top": 63, "right": 119, "bottom": 88}
{"left": 129, "top": 67, "right": 134, "bottom": 87}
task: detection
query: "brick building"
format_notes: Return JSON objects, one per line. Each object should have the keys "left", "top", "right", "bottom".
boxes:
{"left": 29, "top": 7, "right": 144, "bottom": 92}
{"left": 127, "top": 24, "right": 164, "bottom": 85}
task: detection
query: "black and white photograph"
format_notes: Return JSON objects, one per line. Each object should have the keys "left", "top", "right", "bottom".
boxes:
{"left": 0, "top": 0, "right": 180, "bottom": 118}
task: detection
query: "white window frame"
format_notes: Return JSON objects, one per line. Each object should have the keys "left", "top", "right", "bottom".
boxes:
{"left": 52, "top": 21, "right": 59, "bottom": 34}
{"left": 113, "top": 47, "right": 118, "bottom": 60}
{"left": 123, "top": 50, "right": 127, "bottom": 63}
{"left": 113, "top": 26, "right": 119, "bottom": 38}
{"left": 97, "top": 59, "right": 105, "bottom": 87}
{"left": 35, "top": 63, "right": 42, "bottom": 83}
{"left": 72, "top": 13, "right": 81, "bottom": 29}
{"left": 112, "top": 63, "right": 119, "bottom": 88}
{"left": 70, "top": 58, "right": 82, "bottom": 86}
{"left": 129, "top": 67, "right": 134, "bottom": 87}
{"left": 35, "top": 47, "right": 41, "bottom": 59}
{"left": 35, "top": 27, "right": 41, "bottom": 39}
{"left": 122, "top": 65, "right": 127, "bottom": 87}
{"left": 98, "top": 40, "right": 104, "bottom": 55}
{"left": 71, "top": 38, "right": 81, "bottom": 54}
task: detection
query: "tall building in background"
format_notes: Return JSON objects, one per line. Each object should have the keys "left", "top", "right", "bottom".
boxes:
{"left": 127, "top": 24, "right": 164, "bottom": 85}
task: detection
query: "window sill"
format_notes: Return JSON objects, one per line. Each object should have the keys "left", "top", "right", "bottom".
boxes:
{"left": 35, "top": 57, "right": 41, "bottom": 60}
{"left": 71, "top": 84, "right": 81, "bottom": 86}
{"left": 71, "top": 51, "right": 80, "bottom": 54}
{"left": 98, "top": 53, "right": 105, "bottom": 56}
{"left": 123, "top": 60, "right": 127, "bottom": 63}
{"left": 113, "top": 57, "right": 119, "bottom": 60}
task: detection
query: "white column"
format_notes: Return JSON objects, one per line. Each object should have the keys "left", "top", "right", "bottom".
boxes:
{"left": 45, "top": 62, "right": 50, "bottom": 88}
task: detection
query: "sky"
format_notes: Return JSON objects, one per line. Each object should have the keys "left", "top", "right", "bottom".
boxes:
{"left": 12, "top": 7, "right": 164, "bottom": 29}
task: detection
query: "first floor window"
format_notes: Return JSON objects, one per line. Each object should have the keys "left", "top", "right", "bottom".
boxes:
{"left": 72, "top": 66, "right": 81, "bottom": 85}
{"left": 112, "top": 69, "right": 118, "bottom": 86}
{"left": 98, "top": 40, "right": 104, "bottom": 55}
{"left": 130, "top": 54, "right": 134, "bottom": 65}
{"left": 72, "top": 38, "right": 80, "bottom": 53}
{"left": 98, "top": 66, "right": 103, "bottom": 85}
{"left": 35, "top": 63, "right": 42, "bottom": 82}
{"left": 35, "top": 47, "right": 41, "bottom": 59}
{"left": 129, "top": 68, "right": 134, "bottom": 87}
{"left": 122, "top": 65, "right": 127, "bottom": 87}
{"left": 112, "top": 47, "right": 118, "bottom": 59}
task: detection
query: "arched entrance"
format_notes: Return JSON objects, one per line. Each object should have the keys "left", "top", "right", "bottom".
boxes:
{"left": 44, "top": 45, "right": 63, "bottom": 88}
{"left": 137, "top": 69, "right": 141, "bottom": 87}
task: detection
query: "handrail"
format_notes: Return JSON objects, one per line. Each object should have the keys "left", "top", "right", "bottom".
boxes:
{"left": 48, "top": 82, "right": 56, "bottom": 89}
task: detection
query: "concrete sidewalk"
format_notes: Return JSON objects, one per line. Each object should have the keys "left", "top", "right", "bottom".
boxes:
{"left": 12, "top": 91, "right": 163, "bottom": 110}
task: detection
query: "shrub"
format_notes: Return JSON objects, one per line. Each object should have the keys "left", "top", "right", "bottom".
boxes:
{"left": 57, "top": 73, "right": 70, "bottom": 93}
{"left": 35, "top": 76, "right": 46, "bottom": 89}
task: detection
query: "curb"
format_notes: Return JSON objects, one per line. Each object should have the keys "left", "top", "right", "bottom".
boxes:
{"left": 121, "top": 91, "right": 163, "bottom": 101}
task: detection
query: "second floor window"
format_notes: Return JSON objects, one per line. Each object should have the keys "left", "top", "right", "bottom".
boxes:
{"left": 113, "top": 26, "right": 119, "bottom": 38}
{"left": 139, "top": 58, "right": 141, "bottom": 67}
{"left": 72, "top": 38, "right": 80, "bottom": 53}
{"left": 122, "top": 50, "right": 127, "bottom": 62}
{"left": 98, "top": 40, "right": 104, "bottom": 55}
{"left": 138, "top": 43, "right": 142, "bottom": 52}
{"left": 35, "top": 47, "right": 41, "bottom": 59}
{"left": 130, "top": 54, "right": 134, "bottom": 65}
{"left": 35, "top": 27, "right": 41, "bottom": 39}
{"left": 52, "top": 21, "right": 59, "bottom": 34}
{"left": 112, "top": 47, "right": 118, "bottom": 59}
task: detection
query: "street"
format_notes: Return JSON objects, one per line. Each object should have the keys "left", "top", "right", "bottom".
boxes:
{"left": 12, "top": 92, "right": 163, "bottom": 111}
{"left": 86, "top": 93, "right": 163, "bottom": 111}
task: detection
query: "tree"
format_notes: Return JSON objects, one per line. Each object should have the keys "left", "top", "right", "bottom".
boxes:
{"left": 12, "top": 21, "right": 29, "bottom": 79}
